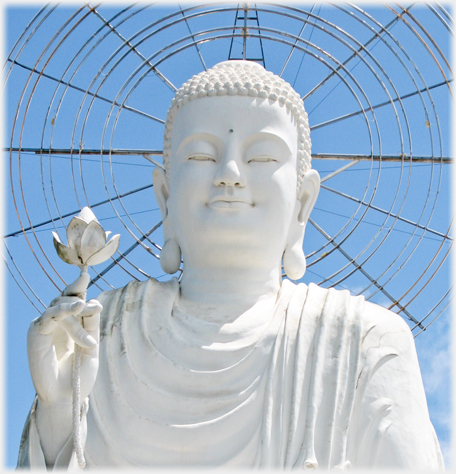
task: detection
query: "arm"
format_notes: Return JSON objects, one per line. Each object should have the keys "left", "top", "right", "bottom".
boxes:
{"left": 348, "top": 302, "right": 444, "bottom": 469}
{"left": 19, "top": 272, "right": 101, "bottom": 469}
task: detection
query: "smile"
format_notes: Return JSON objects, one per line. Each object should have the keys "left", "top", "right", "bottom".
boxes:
{"left": 208, "top": 196, "right": 253, "bottom": 209}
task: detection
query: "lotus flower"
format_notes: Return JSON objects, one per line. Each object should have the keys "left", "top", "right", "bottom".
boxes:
{"left": 52, "top": 207, "right": 120, "bottom": 267}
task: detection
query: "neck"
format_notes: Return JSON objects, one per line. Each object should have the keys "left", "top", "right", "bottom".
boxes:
{"left": 179, "top": 264, "right": 282, "bottom": 310}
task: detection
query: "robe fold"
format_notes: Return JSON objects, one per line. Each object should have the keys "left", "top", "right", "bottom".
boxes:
{"left": 18, "top": 278, "right": 444, "bottom": 469}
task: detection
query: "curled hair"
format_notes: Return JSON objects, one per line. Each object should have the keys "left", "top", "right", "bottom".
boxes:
{"left": 163, "top": 60, "right": 311, "bottom": 192}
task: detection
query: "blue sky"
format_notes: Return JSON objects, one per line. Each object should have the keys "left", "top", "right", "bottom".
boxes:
{"left": 3, "top": 3, "right": 453, "bottom": 468}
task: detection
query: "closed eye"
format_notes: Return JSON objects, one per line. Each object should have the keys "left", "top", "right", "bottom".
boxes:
{"left": 247, "top": 156, "right": 278, "bottom": 163}
{"left": 187, "top": 154, "right": 216, "bottom": 162}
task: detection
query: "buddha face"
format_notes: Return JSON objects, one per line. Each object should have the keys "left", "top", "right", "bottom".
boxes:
{"left": 154, "top": 94, "right": 319, "bottom": 274}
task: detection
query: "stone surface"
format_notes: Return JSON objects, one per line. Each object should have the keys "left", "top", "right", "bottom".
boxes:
{"left": 19, "top": 60, "right": 443, "bottom": 470}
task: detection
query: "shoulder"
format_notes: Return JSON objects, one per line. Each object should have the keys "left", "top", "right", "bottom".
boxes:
{"left": 305, "top": 284, "right": 414, "bottom": 348}
{"left": 303, "top": 284, "right": 410, "bottom": 330}
{"left": 363, "top": 299, "right": 413, "bottom": 339}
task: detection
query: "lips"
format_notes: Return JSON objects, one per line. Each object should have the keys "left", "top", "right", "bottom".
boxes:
{"left": 208, "top": 195, "right": 253, "bottom": 208}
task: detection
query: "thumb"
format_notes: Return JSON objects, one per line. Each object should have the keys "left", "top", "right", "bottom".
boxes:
{"left": 62, "top": 271, "right": 90, "bottom": 298}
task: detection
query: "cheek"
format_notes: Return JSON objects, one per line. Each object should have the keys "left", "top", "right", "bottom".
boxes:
{"left": 167, "top": 167, "right": 213, "bottom": 234}
{"left": 252, "top": 164, "right": 297, "bottom": 203}
{"left": 266, "top": 168, "right": 298, "bottom": 227}
{"left": 169, "top": 166, "right": 210, "bottom": 204}
{"left": 172, "top": 160, "right": 216, "bottom": 187}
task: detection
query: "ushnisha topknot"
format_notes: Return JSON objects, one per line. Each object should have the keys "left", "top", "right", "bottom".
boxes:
{"left": 163, "top": 60, "right": 311, "bottom": 192}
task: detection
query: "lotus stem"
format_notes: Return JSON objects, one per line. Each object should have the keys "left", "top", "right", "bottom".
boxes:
{"left": 73, "top": 338, "right": 85, "bottom": 468}
{"left": 73, "top": 265, "right": 87, "bottom": 469}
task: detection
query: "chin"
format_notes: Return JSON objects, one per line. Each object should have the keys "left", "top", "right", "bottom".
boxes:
{"left": 196, "top": 208, "right": 256, "bottom": 231}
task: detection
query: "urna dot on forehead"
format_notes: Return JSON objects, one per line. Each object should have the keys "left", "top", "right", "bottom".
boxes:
{"left": 163, "top": 60, "right": 312, "bottom": 192}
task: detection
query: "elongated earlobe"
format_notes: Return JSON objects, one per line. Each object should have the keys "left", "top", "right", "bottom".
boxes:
{"left": 283, "top": 239, "right": 306, "bottom": 280}
{"left": 282, "top": 203, "right": 306, "bottom": 280}
{"left": 160, "top": 238, "right": 181, "bottom": 274}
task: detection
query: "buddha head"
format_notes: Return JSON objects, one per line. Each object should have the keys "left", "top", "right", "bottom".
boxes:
{"left": 153, "top": 60, "right": 320, "bottom": 280}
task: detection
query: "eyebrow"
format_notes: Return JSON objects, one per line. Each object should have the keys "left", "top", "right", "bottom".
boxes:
{"left": 176, "top": 133, "right": 221, "bottom": 154}
{"left": 243, "top": 131, "right": 293, "bottom": 155}
{"left": 177, "top": 131, "right": 293, "bottom": 156}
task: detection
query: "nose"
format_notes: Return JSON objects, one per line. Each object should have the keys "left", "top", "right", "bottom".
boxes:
{"left": 213, "top": 151, "right": 246, "bottom": 188}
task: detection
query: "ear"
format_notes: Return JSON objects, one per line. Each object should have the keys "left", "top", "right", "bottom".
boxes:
{"left": 283, "top": 169, "right": 320, "bottom": 280}
{"left": 297, "top": 169, "right": 320, "bottom": 224}
{"left": 153, "top": 167, "right": 181, "bottom": 274}
{"left": 153, "top": 167, "right": 170, "bottom": 220}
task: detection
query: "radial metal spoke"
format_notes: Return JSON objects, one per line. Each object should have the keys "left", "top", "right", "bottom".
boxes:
{"left": 142, "top": 155, "right": 164, "bottom": 170}
{"left": 9, "top": 147, "right": 451, "bottom": 164}
{"left": 4, "top": 4, "right": 54, "bottom": 73}
{"left": 7, "top": 59, "right": 165, "bottom": 124}
{"left": 279, "top": 3, "right": 316, "bottom": 77}
{"left": 87, "top": 4, "right": 178, "bottom": 92}
{"left": 88, "top": 220, "right": 163, "bottom": 287}
{"left": 4, "top": 183, "right": 154, "bottom": 238}
{"left": 7, "top": 146, "right": 165, "bottom": 169}
{"left": 179, "top": 3, "right": 207, "bottom": 71}
{"left": 321, "top": 184, "right": 452, "bottom": 241}
{"left": 243, "top": 5, "right": 247, "bottom": 60}
{"left": 320, "top": 160, "right": 360, "bottom": 182}
{"left": 311, "top": 79, "right": 453, "bottom": 131}
{"left": 313, "top": 153, "right": 452, "bottom": 163}
{"left": 302, "top": 3, "right": 414, "bottom": 101}
{"left": 309, "top": 217, "right": 423, "bottom": 327}
{"left": 6, "top": 147, "right": 163, "bottom": 156}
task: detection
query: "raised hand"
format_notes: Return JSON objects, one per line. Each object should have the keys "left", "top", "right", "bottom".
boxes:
{"left": 26, "top": 271, "right": 102, "bottom": 466}
{"left": 27, "top": 271, "right": 101, "bottom": 405}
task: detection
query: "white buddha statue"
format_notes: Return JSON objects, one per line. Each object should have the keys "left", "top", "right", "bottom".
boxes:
{"left": 18, "top": 61, "right": 443, "bottom": 470}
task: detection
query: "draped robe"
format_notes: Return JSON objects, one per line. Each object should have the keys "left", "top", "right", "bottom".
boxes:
{"left": 18, "top": 278, "right": 444, "bottom": 469}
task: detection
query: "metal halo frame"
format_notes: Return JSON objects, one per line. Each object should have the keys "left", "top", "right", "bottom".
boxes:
{"left": 4, "top": 3, "right": 453, "bottom": 337}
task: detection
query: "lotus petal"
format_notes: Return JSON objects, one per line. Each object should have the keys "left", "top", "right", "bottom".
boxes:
{"left": 80, "top": 220, "right": 107, "bottom": 263}
{"left": 67, "top": 217, "right": 88, "bottom": 253}
{"left": 53, "top": 233, "right": 81, "bottom": 265}
{"left": 52, "top": 231, "right": 62, "bottom": 244}
{"left": 78, "top": 206, "right": 97, "bottom": 224}
{"left": 105, "top": 231, "right": 112, "bottom": 239}
{"left": 86, "top": 234, "right": 120, "bottom": 266}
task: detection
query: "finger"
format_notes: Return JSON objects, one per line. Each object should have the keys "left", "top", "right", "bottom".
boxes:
{"left": 79, "top": 311, "right": 100, "bottom": 398}
{"left": 80, "top": 353, "right": 99, "bottom": 400}
{"left": 62, "top": 271, "right": 90, "bottom": 298}
{"left": 82, "top": 312, "right": 100, "bottom": 343}
{"left": 79, "top": 300, "right": 103, "bottom": 318}
{"left": 34, "top": 301, "right": 85, "bottom": 335}
{"left": 81, "top": 300, "right": 101, "bottom": 336}
{"left": 49, "top": 295, "right": 81, "bottom": 308}
{"left": 60, "top": 316, "right": 97, "bottom": 349}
